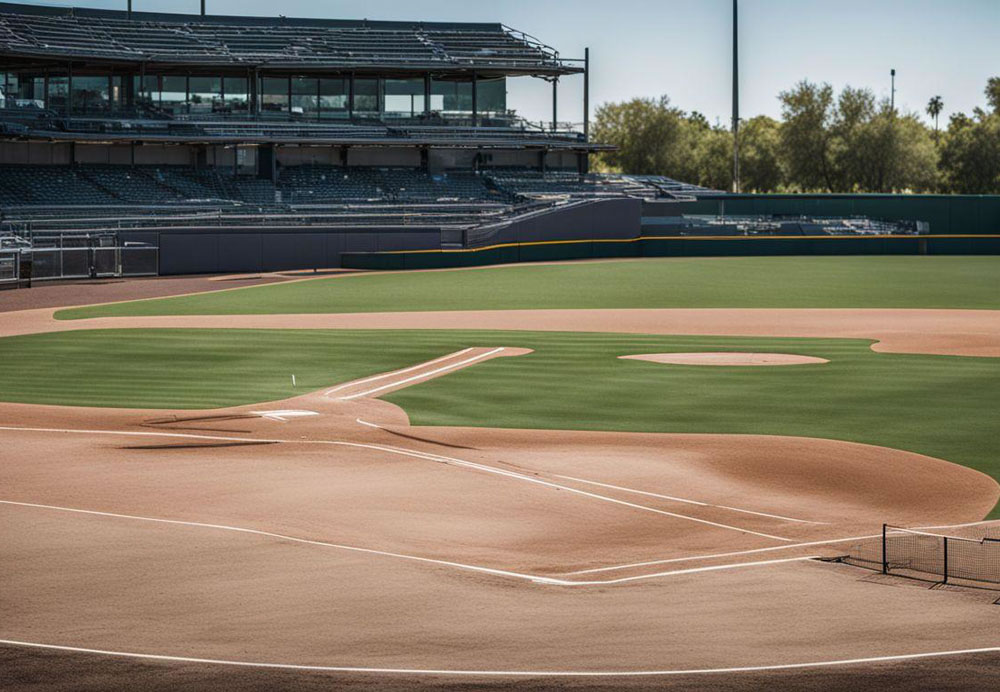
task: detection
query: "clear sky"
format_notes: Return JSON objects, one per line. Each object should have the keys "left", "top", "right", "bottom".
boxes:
{"left": 25, "top": 0, "right": 1000, "bottom": 126}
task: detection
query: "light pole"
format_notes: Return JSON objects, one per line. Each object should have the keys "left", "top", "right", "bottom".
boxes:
{"left": 890, "top": 68, "right": 896, "bottom": 113}
{"left": 732, "top": 0, "right": 740, "bottom": 193}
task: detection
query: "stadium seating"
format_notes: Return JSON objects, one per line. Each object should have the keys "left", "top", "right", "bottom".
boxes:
{"left": 0, "top": 8, "right": 562, "bottom": 70}
{"left": 485, "top": 169, "right": 658, "bottom": 199}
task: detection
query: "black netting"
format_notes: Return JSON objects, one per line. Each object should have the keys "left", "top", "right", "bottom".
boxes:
{"left": 843, "top": 536, "right": 882, "bottom": 570}
{"left": 947, "top": 538, "right": 1000, "bottom": 585}
{"left": 885, "top": 529, "right": 945, "bottom": 578}
{"left": 844, "top": 526, "right": 999, "bottom": 589}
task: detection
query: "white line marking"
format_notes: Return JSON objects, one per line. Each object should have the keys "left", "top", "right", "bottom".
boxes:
{"left": 0, "top": 425, "right": 792, "bottom": 541}
{"left": 251, "top": 410, "right": 319, "bottom": 423}
{"left": 554, "top": 475, "right": 827, "bottom": 525}
{"left": 329, "top": 439, "right": 794, "bottom": 542}
{"left": 356, "top": 418, "right": 385, "bottom": 430}
{"left": 323, "top": 349, "right": 474, "bottom": 397}
{"left": 884, "top": 526, "right": 997, "bottom": 543}
{"left": 562, "top": 534, "right": 882, "bottom": 575}
{"left": 0, "top": 425, "right": 268, "bottom": 444}
{"left": 0, "top": 500, "right": 812, "bottom": 586}
{"left": 915, "top": 519, "right": 1000, "bottom": 530}
{"left": 0, "top": 499, "right": 553, "bottom": 584}
{"left": 339, "top": 348, "right": 505, "bottom": 400}
{"left": 1, "top": 640, "right": 997, "bottom": 677}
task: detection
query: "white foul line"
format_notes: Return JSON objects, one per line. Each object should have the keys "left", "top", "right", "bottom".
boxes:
{"left": 323, "top": 349, "right": 474, "bottom": 397}
{"left": 338, "top": 348, "right": 505, "bottom": 400}
{"left": 0, "top": 499, "right": 812, "bottom": 587}
{"left": 329, "top": 438, "right": 794, "bottom": 542}
{"left": 915, "top": 519, "right": 1000, "bottom": 531}
{"left": 1, "top": 639, "right": 997, "bottom": 677}
{"left": 562, "top": 534, "right": 882, "bottom": 575}
{"left": 554, "top": 475, "right": 827, "bottom": 525}
{"left": 0, "top": 425, "right": 793, "bottom": 542}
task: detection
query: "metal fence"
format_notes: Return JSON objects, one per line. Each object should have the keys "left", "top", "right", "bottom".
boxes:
{"left": 844, "top": 525, "right": 1000, "bottom": 589}
{"left": 26, "top": 246, "right": 158, "bottom": 281}
{"left": 1, "top": 234, "right": 158, "bottom": 283}
{"left": 0, "top": 249, "right": 19, "bottom": 286}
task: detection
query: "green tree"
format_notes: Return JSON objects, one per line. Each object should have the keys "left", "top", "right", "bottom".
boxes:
{"left": 829, "top": 86, "right": 878, "bottom": 191}
{"left": 939, "top": 108, "right": 1000, "bottom": 193}
{"left": 739, "top": 116, "right": 783, "bottom": 192}
{"left": 854, "top": 107, "right": 938, "bottom": 192}
{"left": 693, "top": 126, "right": 733, "bottom": 190}
{"left": 926, "top": 95, "right": 944, "bottom": 137}
{"left": 832, "top": 91, "right": 938, "bottom": 193}
{"left": 590, "top": 96, "right": 698, "bottom": 179}
{"left": 778, "top": 80, "right": 836, "bottom": 191}
{"left": 986, "top": 77, "right": 1000, "bottom": 114}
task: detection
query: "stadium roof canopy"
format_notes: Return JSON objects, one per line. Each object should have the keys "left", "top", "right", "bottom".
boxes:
{"left": 0, "top": 2, "right": 581, "bottom": 76}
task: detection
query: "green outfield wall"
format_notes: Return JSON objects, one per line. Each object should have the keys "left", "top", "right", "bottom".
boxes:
{"left": 341, "top": 234, "right": 1000, "bottom": 270}
{"left": 655, "top": 194, "right": 1000, "bottom": 236}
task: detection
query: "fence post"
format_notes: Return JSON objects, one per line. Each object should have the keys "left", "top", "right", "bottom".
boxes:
{"left": 882, "top": 523, "right": 888, "bottom": 575}
{"left": 942, "top": 536, "right": 949, "bottom": 585}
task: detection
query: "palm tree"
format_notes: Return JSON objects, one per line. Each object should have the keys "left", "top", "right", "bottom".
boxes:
{"left": 926, "top": 95, "right": 944, "bottom": 139}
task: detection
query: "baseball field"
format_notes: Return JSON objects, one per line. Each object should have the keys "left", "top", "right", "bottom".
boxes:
{"left": 2, "top": 256, "right": 999, "bottom": 689}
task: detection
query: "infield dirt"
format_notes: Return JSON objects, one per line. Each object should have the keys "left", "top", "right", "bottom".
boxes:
{"left": 2, "top": 275, "right": 999, "bottom": 687}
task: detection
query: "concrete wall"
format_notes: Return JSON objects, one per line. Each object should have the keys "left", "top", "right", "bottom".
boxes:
{"left": 478, "top": 197, "right": 642, "bottom": 246}
{"left": 0, "top": 141, "right": 72, "bottom": 164}
{"left": 123, "top": 227, "right": 442, "bottom": 275}
{"left": 346, "top": 147, "right": 422, "bottom": 167}
{"left": 277, "top": 146, "right": 344, "bottom": 167}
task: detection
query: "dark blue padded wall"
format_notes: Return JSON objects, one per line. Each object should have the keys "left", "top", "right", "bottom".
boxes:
{"left": 129, "top": 228, "right": 441, "bottom": 275}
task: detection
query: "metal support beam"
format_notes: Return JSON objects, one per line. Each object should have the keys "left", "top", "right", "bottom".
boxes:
{"left": 424, "top": 73, "right": 431, "bottom": 117}
{"left": 250, "top": 67, "right": 258, "bottom": 117}
{"left": 552, "top": 77, "right": 558, "bottom": 132}
{"left": 138, "top": 61, "right": 145, "bottom": 108}
{"left": 471, "top": 73, "right": 478, "bottom": 126}
{"left": 201, "top": 1, "right": 206, "bottom": 16}
{"left": 348, "top": 73, "right": 355, "bottom": 119}
{"left": 127, "top": 1, "right": 132, "bottom": 18}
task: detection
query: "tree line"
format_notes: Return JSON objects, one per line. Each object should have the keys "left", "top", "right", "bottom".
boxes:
{"left": 591, "top": 77, "right": 1000, "bottom": 194}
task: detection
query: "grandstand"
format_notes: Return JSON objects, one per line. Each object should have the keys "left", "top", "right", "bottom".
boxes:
{"left": 0, "top": 3, "right": 930, "bottom": 278}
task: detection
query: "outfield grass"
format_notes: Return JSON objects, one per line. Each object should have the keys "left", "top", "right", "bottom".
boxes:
{"left": 57, "top": 256, "right": 1000, "bottom": 319}
{"left": 1, "top": 328, "right": 997, "bottom": 516}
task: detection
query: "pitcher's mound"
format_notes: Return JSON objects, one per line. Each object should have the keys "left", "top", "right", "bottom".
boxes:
{"left": 620, "top": 352, "right": 829, "bottom": 366}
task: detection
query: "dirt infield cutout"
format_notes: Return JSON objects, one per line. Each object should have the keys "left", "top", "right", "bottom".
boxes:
{"left": 620, "top": 352, "right": 830, "bottom": 367}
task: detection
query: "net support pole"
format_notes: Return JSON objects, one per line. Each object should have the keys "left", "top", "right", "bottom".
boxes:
{"left": 882, "top": 524, "right": 888, "bottom": 575}
{"left": 942, "top": 536, "right": 949, "bottom": 584}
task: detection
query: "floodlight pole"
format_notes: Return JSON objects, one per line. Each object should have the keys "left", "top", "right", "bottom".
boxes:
{"left": 127, "top": 1, "right": 131, "bottom": 18}
{"left": 732, "top": 0, "right": 740, "bottom": 193}
{"left": 890, "top": 68, "right": 896, "bottom": 113}
{"left": 583, "top": 47, "right": 590, "bottom": 140}
{"left": 201, "top": 1, "right": 206, "bottom": 16}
